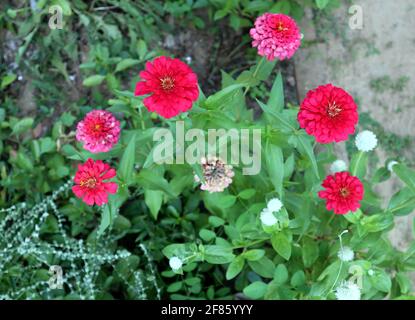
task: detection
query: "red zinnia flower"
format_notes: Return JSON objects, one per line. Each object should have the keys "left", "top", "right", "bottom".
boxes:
{"left": 318, "top": 172, "right": 364, "bottom": 215}
{"left": 134, "top": 56, "right": 199, "bottom": 119}
{"left": 250, "top": 13, "right": 301, "bottom": 61}
{"left": 72, "top": 158, "right": 118, "bottom": 206}
{"left": 297, "top": 84, "right": 358, "bottom": 144}
{"left": 76, "top": 110, "right": 121, "bottom": 153}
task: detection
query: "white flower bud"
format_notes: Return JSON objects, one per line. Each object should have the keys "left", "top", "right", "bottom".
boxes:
{"left": 387, "top": 160, "right": 398, "bottom": 172}
{"left": 335, "top": 281, "right": 361, "bottom": 300}
{"left": 330, "top": 160, "right": 347, "bottom": 174}
{"left": 260, "top": 209, "right": 278, "bottom": 226}
{"left": 169, "top": 256, "right": 183, "bottom": 271}
{"left": 267, "top": 198, "right": 283, "bottom": 212}
{"left": 355, "top": 130, "right": 378, "bottom": 152}
{"left": 337, "top": 246, "right": 354, "bottom": 262}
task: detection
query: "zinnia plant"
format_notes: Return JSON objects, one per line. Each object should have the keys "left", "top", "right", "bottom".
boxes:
{"left": 62, "top": 12, "right": 415, "bottom": 300}
{"left": 2, "top": 4, "right": 415, "bottom": 302}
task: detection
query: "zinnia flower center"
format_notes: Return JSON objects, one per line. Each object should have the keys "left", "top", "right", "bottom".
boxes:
{"left": 160, "top": 76, "right": 175, "bottom": 91}
{"left": 276, "top": 21, "right": 289, "bottom": 32}
{"left": 327, "top": 102, "right": 342, "bottom": 118}
{"left": 80, "top": 177, "right": 97, "bottom": 189}
{"left": 339, "top": 187, "right": 350, "bottom": 198}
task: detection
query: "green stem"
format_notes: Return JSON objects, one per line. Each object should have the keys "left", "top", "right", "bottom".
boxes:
{"left": 243, "top": 57, "right": 265, "bottom": 96}
{"left": 326, "top": 230, "right": 348, "bottom": 298}
{"left": 352, "top": 151, "right": 364, "bottom": 176}
{"left": 138, "top": 105, "right": 146, "bottom": 130}
{"left": 232, "top": 238, "right": 268, "bottom": 250}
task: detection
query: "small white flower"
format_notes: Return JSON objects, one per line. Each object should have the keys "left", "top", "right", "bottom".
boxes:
{"left": 260, "top": 208, "right": 278, "bottom": 227}
{"left": 267, "top": 198, "right": 283, "bottom": 212}
{"left": 169, "top": 256, "right": 183, "bottom": 271}
{"left": 368, "top": 269, "right": 374, "bottom": 276}
{"left": 355, "top": 130, "right": 378, "bottom": 152}
{"left": 387, "top": 160, "right": 398, "bottom": 172}
{"left": 335, "top": 281, "right": 361, "bottom": 300}
{"left": 330, "top": 160, "right": 348, "bottom": 174}
{"left": 337, "top": 246, "right": 354, "bottom": 262}
{"left": 184, "top": 56, "right": 192, "bottom": 64}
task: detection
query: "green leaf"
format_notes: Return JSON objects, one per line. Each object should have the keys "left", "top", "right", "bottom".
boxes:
{"left": 98, "top": 202, "right": 115, "bottom": 235}
{"left": 253, "top": 58, "right": 277, "bottom": 81}
{"left": 343, "top": 208, "right": 363, "bottom": 224}
{"left": 136, "top": 39, "right": 147, "bottom": 59}
{"left": 393, "top": 164, "right": 415, "bottom": 195}
{"left": 296, "top": 134, "right": 320, "bottom": 179}
{"left": 115, "top": 59, "right": 140, "bottom": 73}
{"left": 350, "top": 151, "right": 368, "bottom": 179}
{"left": 204, "top": 245, "right": 235, "bottom": 264}
{"left": 82, "top": 74, "right": 105, "bottom": 87}
{"left": 167, "top": 281, "right": 182, "bottom": 293}
{"left": 162, "top": 244, "right": 189, "bottom": 258}
{"left": 267, "top": 72, "right": 284, "bottom": 112}
{"left": 199, "top": 229, "right": 216, "bottom": 242}
{"left": 243, "top": 281, "right": 267, "bottom": 299}
{"left": 388, "top": 188, "right": 415, "bottom": 216}
{"left": 238, "top": 189, "right": 256, "bottom": 200}
{"left": 274, "top": 264, "right": 289, "bottom": 285}
{"left": 265, "top": 141, "right": 284, "bottom": 197}
{"left": 204, "top": 84, "right": 244, "bottom": 109}
{"left": 291, "top": 270, "right": 306, "bottom": 287}
{"left": 208, "top": 216, "right": 225, "bottom": 228}
{"left": 315, "top": 0, "right": 330, "bottom": 9}
{"left": 214, "top": 9, "right": 228, "bottom": 20}
{"left": 257, "top": 99, "right": 294, "bottom": 132}
{"left": 369, "top": 270, "right": 392, "bottom": 293}
{"left": 248, "top": 256, "right": 275, "bottom": 278}
{"left": 12, "top": 117, "right": 34, "bottom": 136}
{"left": 302, "top": 238, "right": 319, "bottom": 268}
{"left": 270, "top": 0, "right": 291, "bottom": 14}
{"left": 144, "top": 189, "right": 163, "bottom": 219}
{"left": 1, "top": 74, "right": 17, "bottom": 89}
{"left": 360, "top": 213, "right": 394, "bottom": 233}
{"left": 136, "top": 169, "right": 176, "bottom": 198}
{"left": 226, "top": 256, "right": 245, "bottom": 280}
{"left": 396, "top": 272, "right": 411, "bottom": 294}
{"left": 271, "top": 231, "right": 292, "bottom": 260}
{"left": 119, "top": 136, "right": 136, "bottom": 184}
{"left": 243, "top": 249, "right": 265, "bottom": 261}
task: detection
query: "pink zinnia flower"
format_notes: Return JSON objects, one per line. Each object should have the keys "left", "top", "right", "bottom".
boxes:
{"left": 76, "top": 110, "right": 120, "bottom": 153}
{"left": 297, "top": 84, "right": 358, "bottom": 144}
{"left": 318, "top": 172, "right": 364, "bottom": 215}
{"left": 250, "top": 13, "right": 301, "bottom": 61}
{"left": 72, "top": 158, "right": 118, "bottom": 206}
{"left": 134, "top": 56, "right": 199, "bottom": 119}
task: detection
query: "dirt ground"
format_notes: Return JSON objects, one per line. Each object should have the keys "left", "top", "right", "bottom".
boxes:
{"left": 294, "top": 0, "right": 415, "bottom": 282}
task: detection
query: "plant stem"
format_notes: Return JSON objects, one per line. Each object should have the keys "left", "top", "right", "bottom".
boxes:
{"left": 232, "top": 238, "right": 268, "bottom": 250}
{"left": 352, "top": 151, "right": 364, "bottom": 176}
{"left": 243, "top": 57, "right": 265, "bottom": 96}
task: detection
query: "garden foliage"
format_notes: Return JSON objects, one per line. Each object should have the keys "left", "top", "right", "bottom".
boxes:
{"left": 1, "top": 0, "right": 415, "bottom": 300}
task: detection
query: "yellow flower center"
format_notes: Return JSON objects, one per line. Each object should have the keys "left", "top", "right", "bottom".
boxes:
{"left": 327, "top": 102, "right": 342, "bottom": 118}
{"left": 160, "top": 76, "right": 175, "bottom": 91}
{"left": 80, "top": 177, "right": 97, "bottom": 188}
{"left": 340, "top": 187, "right": 350, "bottom": 198}
{"left": 277, "top": 21, "right": 288, "bottom": 32}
